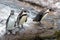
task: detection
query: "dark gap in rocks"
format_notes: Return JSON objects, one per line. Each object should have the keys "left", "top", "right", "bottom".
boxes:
{"left": 33, "top": 36, "right": 44, "bottom": 40}
{"left": 18, "top": 0, "right": 24, "bottom": 2}
{"left": 25, "top": 1, "right": 44, "bottom": 8}
{"left": 48, "top": 27, "right": 54, "bottom": 30}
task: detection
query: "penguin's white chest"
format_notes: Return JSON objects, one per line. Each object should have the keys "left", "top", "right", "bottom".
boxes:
{"left": 19, "top": 16, "right": 27, "bottom": 25}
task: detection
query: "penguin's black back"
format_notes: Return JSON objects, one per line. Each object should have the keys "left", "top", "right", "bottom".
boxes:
{"left": 33, "top": 11, "right": 44, "bottom": 22}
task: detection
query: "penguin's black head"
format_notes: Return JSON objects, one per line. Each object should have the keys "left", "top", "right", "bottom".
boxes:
{"left": 10, "top": 10, "right": 14, "bottom": 15}
{"left": 33, "top": 9, "right": 50, "bottom": 22}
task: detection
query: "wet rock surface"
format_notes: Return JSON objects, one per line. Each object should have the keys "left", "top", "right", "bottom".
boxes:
{"left": 19, "top": 0, "right": 60, "bottom": 10}
{"left": 0, "top": 0, "right": 60, "bottom": 40}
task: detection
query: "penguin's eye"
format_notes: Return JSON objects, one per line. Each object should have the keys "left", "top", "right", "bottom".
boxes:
{"left": 49, "top": 8, "right": 54, "bottom": 11}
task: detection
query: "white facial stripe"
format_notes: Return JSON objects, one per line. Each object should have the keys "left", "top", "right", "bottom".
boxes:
{"left": 22, "top": 12, "right": 27, "bottom": 15}
{"left": 41, "top": 13, "right": 48, "bottom": 20}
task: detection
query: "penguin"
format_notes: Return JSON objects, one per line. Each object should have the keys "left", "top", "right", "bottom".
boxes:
{"left": 17, "top": 10, "right": 27, "bottom": 29}
{"left": 33, "top": 9, "right": 50, "bottom": 23}
{"left": 6, "top": 10, "right": 14, "bottom": 34}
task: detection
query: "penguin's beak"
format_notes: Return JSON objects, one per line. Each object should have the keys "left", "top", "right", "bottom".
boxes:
{"left": 44, "top": 9, "right": 50, "bottom": 14}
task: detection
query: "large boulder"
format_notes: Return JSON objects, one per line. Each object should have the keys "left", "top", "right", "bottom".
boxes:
{"left": 19, "top": 0, "right": 60, "bottom": 10}
{"left": 41, "top": 11, "right": 60, "bottom": 31}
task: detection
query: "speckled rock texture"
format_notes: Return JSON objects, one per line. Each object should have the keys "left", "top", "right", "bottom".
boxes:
{"left": 19, "top": 0, "right": 60, "bottom": 10}
{"left": 0, "top": 0, "right": 60, "bottom": 40}
{"left": 19, "top": 0, "right": 60, "bottom": 30}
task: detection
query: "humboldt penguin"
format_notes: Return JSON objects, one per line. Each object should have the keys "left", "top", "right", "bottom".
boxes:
{"left": 6, "top": 10, "right": 14, "bottom": 34}
{"left": 17, "top": 10, "right": 27, "bottom": 29}
{"left": 33, "top": 9, "right": 50, "bottom": 23}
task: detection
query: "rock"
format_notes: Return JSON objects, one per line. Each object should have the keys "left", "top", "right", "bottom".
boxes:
{"left": 0, "top": 0, "right": 60, "bottom": 40}
{"left": 19, "top": 0, "right": 60, "bottom": 11}
{"left": 41, "top": 12, "right": 55, "bottom": 29}
{"left": 41, "top": 11, "right": 60, "bottom": 31}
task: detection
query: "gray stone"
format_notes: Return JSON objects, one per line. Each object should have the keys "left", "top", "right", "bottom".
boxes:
{"left": 19, "top": 0, "right": 60, "bottom": 11}
{"left": 41, "top": 11, "right": 60, "bottom": 30}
